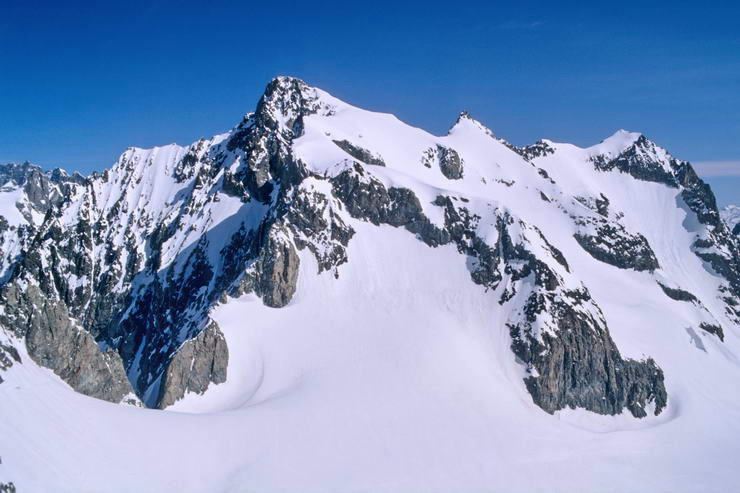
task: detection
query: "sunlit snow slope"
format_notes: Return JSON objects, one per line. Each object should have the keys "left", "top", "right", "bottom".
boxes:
{"left": 0, "top": 77, "right": 739, "bottom": 493}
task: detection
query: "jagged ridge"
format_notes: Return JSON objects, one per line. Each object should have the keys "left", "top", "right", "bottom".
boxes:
{"left": 0, "top": 75, "right": 737, "bottom": 420}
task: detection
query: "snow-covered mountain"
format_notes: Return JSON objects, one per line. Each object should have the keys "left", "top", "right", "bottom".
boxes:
{"left": 721, "top": 204, "right": 740, "bottom": 235}
{"left": 1, "top": 76, "right": 739, "bottom": 492}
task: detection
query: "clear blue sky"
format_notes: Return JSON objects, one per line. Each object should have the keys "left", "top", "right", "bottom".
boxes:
{"left": 1, "top": 0, "right": 738, "bottom": 205}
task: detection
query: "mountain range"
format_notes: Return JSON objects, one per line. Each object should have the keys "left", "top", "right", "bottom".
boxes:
{"left": 1, "top": 76, "right": 739, "bottom": 493}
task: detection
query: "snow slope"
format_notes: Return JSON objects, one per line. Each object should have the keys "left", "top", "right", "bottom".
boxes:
{"left": 1, "top": 77, "right": 739, "bottom": 492}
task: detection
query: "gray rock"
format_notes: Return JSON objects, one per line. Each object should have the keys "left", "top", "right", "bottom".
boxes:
{"left": 1, "top": 283, "right": 133, "bottom": 402}
{"left": 513, "top": 140, "right": 555, "bottom": 161}
{"left": 436, "top": 145, "right": 463, "bottom": 180}
{"left": 331, "top": 163, "right": 449, "bottom": 247}
{"left": 657, "top": 282, "right": 698, "bottom": 303}
{"left": 0, "top": 161, "right": 85, "bottom": 223}
{"left": 699, "top": 322, "right": 724, "bottom": 342}
{"left": 501, "top": 218, "right": 667, "bottom": 418}
{"left": 675, "top": 161, "right": 740, "bottom": 306}
{"left": 157, "top": 320, "right": 229, "bottom": 408}
{"left": 593, "top": 135, "right": 678, "bottom": 186}
{"left": 0, "top": 336, "right": 21, "bottom": 384}
{"left": 257, "top": 225, "right": 300, "bottom": 308}
{"left": 333, "top": 140, "right": 385, "bottom": 167}
{"left": 576, "top": 194, "right": 610, "bottom": 217}
{"left": 432, "top": 195, "right": 502, "bottom": 289}
{"left": 574, "top": 219, "right": 659, "bottom": 272}
{"left": 287, "top": 184, "right": 354, "bottom": 274}
{"left": 510, "top": 301, "right": 667, "bottom": 418}
{"left": 0, "top": 482, "right": 16, "bottom": 493}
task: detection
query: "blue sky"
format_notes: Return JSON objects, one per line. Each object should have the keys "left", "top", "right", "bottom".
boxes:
{"left": 1, "top": 0, "right": 738, "bottom": 205}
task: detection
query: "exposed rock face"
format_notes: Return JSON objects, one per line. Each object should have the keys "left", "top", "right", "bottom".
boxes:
{"left": 287, "top": 179, "right": 355, "bottom": 274}
{"left": 0, "top": 482, "right": 16, "bottom": 493}
{"left": 490, "top": 215, "right": 667, "bottom": 418}
{"left": 0, "top": 77, "right": 340, "bottom": 407}
{"left": 657, "top": 282, "right": 698, "bottom": 303}
{"left": 432, "top": 195, "right": 504, "bottom": 290}
{"left": 157, "top": 320, "right": 229, "bottom": 408}
{"left": 330, "top": 163, "right": 448, "bottom": 247}
{"left": 574, "top": 226, "right": 659, "bottom": 272}
{"left": 699, "top": 322, "right": 724, "bottom": 342}
{"left": 675, "top": 163, "right": 740, "bottom": 297}
{"left": 333, "top": 139, "right": 385, "bottom": 166}
{"left": 257, "top": 226, "right": 300, "bottom": 308}
{"left": 0, "top": 335, "right": 21, "bottom": 384}
{"left": 1, "top": 281, "right": 133, "bottom": 402}
{"left": 514, "top": 140, "right": 555, "bottom": 161}
{"left": 668, "top": 163, "right": 740, "bottom": 328}
{"left": 675, "top": 162, "right": 723, "bottom": 226}
{"left": 576, "top": 193, "right": 610, "bottom": 217}
{"left": 593, "top": 135, "right": 677, "bottom": 186}
{"left": 510, "top": 301, "right": 667, "bottom": 417}
{"left": 437, "top": 145, "right": 464, "bottom": 179}
{"left": 0, "top": 161, "right": 84, "bottom": 222}
{"left": 420, "top": 145, "right": 464, "bottom": 179}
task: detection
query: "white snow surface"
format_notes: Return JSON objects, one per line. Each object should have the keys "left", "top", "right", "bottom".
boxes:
{"left": 1, "top": 79, "right": 739, "bottom": 492}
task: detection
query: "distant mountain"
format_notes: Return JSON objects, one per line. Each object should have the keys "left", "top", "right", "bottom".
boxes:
{"left": 721, "top": 204, "right": 740, "bottom": 235}
{"left": 1, "top": 77, "right": 739, "bottom": 493}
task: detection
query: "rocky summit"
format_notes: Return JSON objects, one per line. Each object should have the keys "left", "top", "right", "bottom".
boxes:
{"left": 0, "top": 77, "right": 739, "bottom": 492}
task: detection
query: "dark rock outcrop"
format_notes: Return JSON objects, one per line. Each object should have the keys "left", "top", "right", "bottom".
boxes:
{"left": 593, "top": 135, "right": 677, "bottom": 186}
{"left": 0, "top": 336, "right": 21, "bottom": 384}
{"left": 509, "top": 303, "right": 667, "bottom": 418}
{"left": 0, "top": 482, "right": 16, "bottom": 493}
{"left": 574, "top": 219, "right": 659, "bottom": 272}
{"left": 514, "top": 140, "right": 555, "bottom": 161}
{"left": 501, "top": 224, "right": 667, "bottom": 417}
{"left": 330, "top": 163, "right": 449, "bottom": 247}
{"left": 287, "top": 183, "right": 355, "bottom": 274}
{"left": 436, "top": 145, "right": 464, "bottom": 180}
{"left": 256, "top": 226, "right": 300, "bottom": 308}
{"left": 576, "top": 194, "right": 610, "bottom": 218}
{"left": 333, "top": 139, "right": 385, "bottom": 167}
{"left": 674, "top": 161, "right": 740, "bottom": 304}
{"left": 0, "top": 162, "right": 85, "bottom": 222}
{"left": 657, "top": 282, "right": 698, "bottom": 303}
{"left": 699, "top": 322, "right": 724, "bottom": 342}
{"left": 1, "top": 283, "right": 133, "bottom": 401}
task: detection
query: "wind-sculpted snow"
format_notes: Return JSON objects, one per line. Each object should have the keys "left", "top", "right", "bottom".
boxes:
{"left": 0, "top": 76, "right": 739, "bottom": 492}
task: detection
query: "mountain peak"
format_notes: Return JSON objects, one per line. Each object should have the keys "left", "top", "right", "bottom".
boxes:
{"left": 251, "top": 76, "right": 336, "bottom": 135}
{"left": 0, "top": 161, "right": 82, "bottom": 187}
{"left": 588, "top": 129, "right": 643, "bottom": 157}
{"left": 603, "top": 128, "right": 642, "bottom": 146}
{"left": 447, "top": 111, "right": 496, "bottom": 138}
{"left": 2, "top": 75, "right": 740, "bottom": 493}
